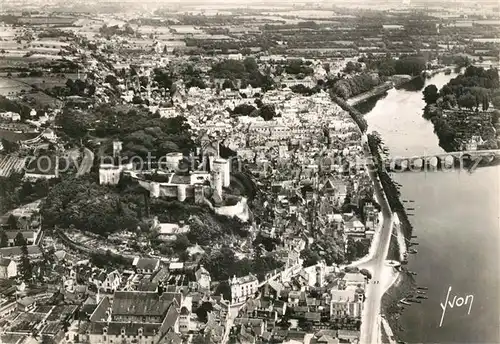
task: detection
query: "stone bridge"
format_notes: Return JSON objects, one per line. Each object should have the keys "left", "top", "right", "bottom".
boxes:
{"left": 384, "top": 149, "right": 500, "bottom": 172}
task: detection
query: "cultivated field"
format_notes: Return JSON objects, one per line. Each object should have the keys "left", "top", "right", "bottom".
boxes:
{"left": 0, "top": 155, "right": 26, "bottom": 177}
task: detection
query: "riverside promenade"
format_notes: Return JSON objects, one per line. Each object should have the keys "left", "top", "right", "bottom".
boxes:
{"left": 330, "top": 91, "right": 404, "bottom": 344}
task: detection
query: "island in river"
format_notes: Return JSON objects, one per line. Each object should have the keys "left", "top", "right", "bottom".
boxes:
{"left": 421, "top": 65, "right": 500, "bottom": 152}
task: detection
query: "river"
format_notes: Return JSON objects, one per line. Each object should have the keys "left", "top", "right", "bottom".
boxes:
{"left": 359, "top": 73, "right": 500, "bottom": 343}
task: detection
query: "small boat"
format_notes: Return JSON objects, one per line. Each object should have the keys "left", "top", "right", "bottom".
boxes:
{"left": 411, "top": 235, "right": 417, "bottom": 239}
{"left": 409, "top": 200, "right": 415, "bottom": 203}
{"left": 408, "top": 271, "right": 417, "bottom": 276}
{"left": 409, "top": 249, "right": 418, "bottom": 254}
{"left": 417, "top": 295, "right": 428, "bottom": 299}
{"left": 400, "top": 299, "right": 411, "bottom": 305}
{"left": 407, "top": 207, "right": 415, "bottom": 211}
{"left": 417, "top": 286, "right": 428, "bottom": 290}
{"left": 416, "top": 290, "right": 426, "bottom": 294}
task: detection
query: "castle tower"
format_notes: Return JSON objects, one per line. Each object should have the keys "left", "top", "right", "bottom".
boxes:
{"left": 177, "top": 184, "right": 187, "bottom": 202}
{"left": 212, "top": 158, "right": 230, "bottom": 188}
{"left": 211, "top": 170, "right": 223, "bottom": 198}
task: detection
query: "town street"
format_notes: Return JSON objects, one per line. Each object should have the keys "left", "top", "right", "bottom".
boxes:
{"left": 358, "top": 134, "right": 396, "bottom": 344}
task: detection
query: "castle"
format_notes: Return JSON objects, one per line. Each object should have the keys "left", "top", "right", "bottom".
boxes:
{"left": 99, "top": 137, "right": 232, "bottom": 204}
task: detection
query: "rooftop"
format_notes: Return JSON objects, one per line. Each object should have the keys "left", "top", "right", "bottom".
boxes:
{"left": 111, "top": 291, "right": 181, "bottom": 318}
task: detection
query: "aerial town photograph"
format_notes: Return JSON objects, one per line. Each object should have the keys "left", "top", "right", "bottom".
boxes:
{"left": 0, "top": 0, "right": 498, "bottom": 343}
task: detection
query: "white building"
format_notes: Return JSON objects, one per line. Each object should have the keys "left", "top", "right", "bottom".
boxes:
{"left": 102, "top": 270, "right": 121, "bottom": 293}
{"left": 99, "top": 162, "right": 134, "bottom": 185}
{"left": 229, "top": 274, "right": 258, "bottom": 304}
{"left": 330, "top": 288, "right": 363, "bottom": 318}
{"left": 0, "top": 111, "right": 21, "bottom": 121}
{"left": 0, "top": 258, "right": 17, "bottom": 279}
{"left": 195, "top": 266, "right": 211, "bottom": 291}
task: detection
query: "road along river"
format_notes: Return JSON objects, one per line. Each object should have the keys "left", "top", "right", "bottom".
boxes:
{"left": 360, "top": 72, "right": 500, "bottom": 343}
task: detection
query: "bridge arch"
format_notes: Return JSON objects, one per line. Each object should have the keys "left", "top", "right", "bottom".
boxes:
{"left": 443, "top": 155, "right": 455, "bottom": 169}
{"left": 410, "top": 158, "right": 424, "bottom": 171}
{"left": 426, "top": 156, "right": 439, "bottom": 170}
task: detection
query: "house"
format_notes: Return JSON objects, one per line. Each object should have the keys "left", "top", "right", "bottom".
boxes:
{"left": 0, "top": 245, "right": 43, "bottom": 261}
{"left": 17, "top": 296, "right": 36, "bottom": 312}
{"left": 85, "top": 290, "right": 184, "bottom": 344}
{"left": 133, "top": 257, "right": 161, "bottom": 274}
{"left": 261, "top": 280, "right": 284, "bottom": 300}
{"left": 5, "top": 230, "right": 40, "bottom": 246}
{"left": 337, "top": 330, "right": 360, "bottom": 343}
{"left": 101, "top": 270, "right": 121, "bottom": 293}
{"left": 0, "top": 258, "right": 17, "bottom": 279}
{"left": 230, "top": 274, "right": 259, "bottom": 304}
{"left": 341, "top": 273, "right": 367, "bottom": 290}
{"left": 178, "top": 306, "right": 190, "bottom": 333}
{"left": 330, "top": 289, "right": 363, "bottom": 318}
{"left": 155, "top": 222, "right": 190, "bottom": 241}
{"left": 343, "top": 215, "right": 365, "bottom": 237}
{"left": 195, "top": 266, "right": 211, "bottom": 291}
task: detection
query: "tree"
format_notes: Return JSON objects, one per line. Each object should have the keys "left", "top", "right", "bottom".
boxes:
{"left": 492, "top": 95, "right": 500, "bottom": 109}
{"left": 300, "top": 247, "right": 320, "bottom": 267}
{"left": 458, "top": 93, "right": 476, "bottom": 110}
{"left": 232, "top": 104, "right": 256, "bottom": 117}
{"left": 423, "top": 84, "right": 439, "bottom": 104}
{"left": 482, "top": 94, "right": 490, "bottom": 111}
{"left": 173, "top": 234, "right": 190, "bottom": 252}
{"left": 7, "top": 214, "right": 18, "bottom": 230}
{"left": 0, "top": 231, "right": 8, "bottom": 248}
{"left": 56, "top": 108, "right": 90, "bottom": 139}
{"left": 1, "top": 138, "right": 20, "bottom": 154}
{"left": 19, "top": 243, "right": 33, "bottom": 282}
{"left": 215, "top": 280, "right": 231, "bottom": 300}
{"left": 195, "top": 301, "right": 213, "bottom": 323}
{"left": 440, "top": 85, "right": 453, "bottom": 97}
{"left": 222, "top": 79, "right": 235, "bottom": 90}
{"left": 259, "top": 104, "right": 276, "bottom": 121}
{"left": 344, "top": 61, "right": 362, "bottom": 74}
{"left": 14, "top": 232, "right": 26, "bottom": 247}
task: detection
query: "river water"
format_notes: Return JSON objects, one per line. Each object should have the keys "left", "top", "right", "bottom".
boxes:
{"left": 360, "top": 73, "right": 500, "bottom": 343}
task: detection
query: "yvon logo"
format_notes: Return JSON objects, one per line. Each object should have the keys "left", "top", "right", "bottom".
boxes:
{"left": 439, "top": 286, "right": 474, "bottom": 327}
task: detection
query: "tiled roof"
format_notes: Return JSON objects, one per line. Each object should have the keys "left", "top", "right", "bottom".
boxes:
{"left": 135, "top": 258, "right": 160, "bottom": 271}
{"left": 0, "top": 257, "right": 13, "bottom": 267}
{"left": 111, "top": 291, "right": 181, "bottom": 318}
{"left": 90, "top": 297, "right": 110, "bottom": 322}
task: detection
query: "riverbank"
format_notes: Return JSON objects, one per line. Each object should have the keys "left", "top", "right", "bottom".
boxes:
{"left": 329, "top": 91, "right": 368, "bottom": 132}
{"left": 367, "top": 133, "right": 414, "bottom": 243}
{"left": 380, "top": 271, "right": 417, "bottom": 337}
{"left": 347, "top": 81, "right": 393, "bottom": 106}
{"left": 360, "top": 70, "right": 499, "bottom": 343}
{"left": 331, "top": 89, "right": 403, "bottom": 344}
{"left": 347, "top": 74, "right": 423, "bottom": 107}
